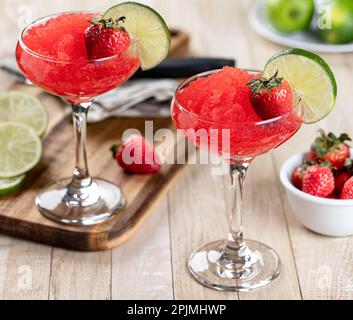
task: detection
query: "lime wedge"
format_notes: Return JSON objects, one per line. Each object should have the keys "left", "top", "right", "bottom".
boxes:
{"left": 264, "top": 48, "right": 337, "bottom": 124}
{"left": 103, "top": 2, "right": 171, "bottom": 70}
{"left": 0, "top": 175, "right": 26, "bottom": 196}
{"left": 0, "top": 122, "right": 42, "bottom": 178}
{"left": 0, "top": 91, "right": 48, "bottom": 137}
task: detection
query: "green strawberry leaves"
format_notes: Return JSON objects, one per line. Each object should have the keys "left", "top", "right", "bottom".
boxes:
{"left": 311, "top": 129, "right": 351, "bottom": 158}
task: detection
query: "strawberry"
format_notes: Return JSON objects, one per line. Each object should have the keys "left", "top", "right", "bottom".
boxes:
{"left": 291, "top": 161, "right": 318, "bottom": 190}
{"left": 334, "top": 171, "right": 351, "bottom": 195}
{"left": 340, "top": 176, "right": 353, "bottom": 199}
{"left": 305, "top": 151, "right": 318, "bottom": 162}
{"left": 291, "top": 165, "right": 307, "bottom": 190}
{"left": 85, "top": 16, "right": 130, "bottom": 60}
{"left": 247, "top": 71, "right": 293, "bottom": 120}
{"left": 111, "top": 135, "right": 161, "bottom": 174}
{"left": 302, "top": 165, "right": 334, "bottom": 197}
{"left": 310, "top": 130, "right": 351, "bottom": 170}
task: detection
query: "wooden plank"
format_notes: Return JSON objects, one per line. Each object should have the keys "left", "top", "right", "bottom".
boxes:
{"left": 168, "top": 155, "right": 301, "bottom": 300}
{"left": 239, "top": 154, "right": 302, "bottom": 299}
{"left": 0, "top": 91, "right": 63, "bottom": 300}
{"left": 0, "top": 236, "right": 52, "bottom": 300}
{"left": 168, "top": 161, "right": 238, "bottom": 300}
{"left": 111, "top": 196, "right": 173, "bottom": 300}
{"left": 49, "top": 248, "right": 111, "bottom": 300}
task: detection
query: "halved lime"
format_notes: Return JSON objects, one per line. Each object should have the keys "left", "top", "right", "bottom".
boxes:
{"left": 0, "top": 175, "right": 26, "bottom": 196}
{"left": 103, "top": 2, "right": 171, "bottom": 70}
{"left": 0, "top": 122, "right": 42, "bottom": 178}
{"left": 0, "top": 91, "right": 48, "bottom": 137}
{"left": 264, "top": 48, "right": 337, "bottom": 124}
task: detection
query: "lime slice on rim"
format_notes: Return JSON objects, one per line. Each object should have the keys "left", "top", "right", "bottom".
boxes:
{"left": 0, "top": 175, "right": 26, "bottom": 196}
{"left": 103, "top": 2, "right": 171, "bottom": 70}
{"left": 0, "top": 122, "right": 42, "bottom": 178}
{"left": 0, "top": 91, "right": 48, "bottom": 137}
{"left": 263, "top": 48, "right": 337, "bottom": 124}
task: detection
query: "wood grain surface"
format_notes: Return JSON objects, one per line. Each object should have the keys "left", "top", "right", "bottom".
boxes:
{"left": 0, "top": 0, "right": 353, "bottom": 299}
{"left": 0, "top": 103, "right": 186, "bottom": 251}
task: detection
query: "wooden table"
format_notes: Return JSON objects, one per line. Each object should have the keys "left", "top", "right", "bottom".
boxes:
{"left": 1, "top": 0, "right": 353, "bottom": 300}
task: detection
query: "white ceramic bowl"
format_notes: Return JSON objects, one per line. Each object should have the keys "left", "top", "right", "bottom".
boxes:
{"left": 280, "top": 152, "right": 353, "bottom": 237}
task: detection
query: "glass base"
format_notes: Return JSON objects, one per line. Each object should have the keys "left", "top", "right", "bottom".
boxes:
{"left": 188, "top": 239, "right": 280, "bottom": 292}
{"left": 35, "top": 177, "right": 126, "bottom": 226}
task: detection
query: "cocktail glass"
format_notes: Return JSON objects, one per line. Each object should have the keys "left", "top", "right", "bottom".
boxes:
{"left": 16, "top": 12, "right": 140, "bottom": 225}
{"left": 171, "top": 69, "right": 303, "bottom": 291}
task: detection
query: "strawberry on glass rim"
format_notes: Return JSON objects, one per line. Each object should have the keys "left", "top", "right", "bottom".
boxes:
{"left": 247, "top": 71, "right": 293, "bottom": 120}
{"left": 85, "top": 16, "right": 131, "bottom": 60}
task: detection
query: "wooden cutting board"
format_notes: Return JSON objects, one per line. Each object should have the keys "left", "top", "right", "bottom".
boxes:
{"left": 0, "top": 92, "right": 187, "bottom": 251}
{"left": 0, "top": 30, "right": 190, "bottom": 251}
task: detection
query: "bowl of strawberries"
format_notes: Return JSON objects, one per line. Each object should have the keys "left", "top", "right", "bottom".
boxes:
{"left": 280, "top": 130, "right": 353, "bottom": 237}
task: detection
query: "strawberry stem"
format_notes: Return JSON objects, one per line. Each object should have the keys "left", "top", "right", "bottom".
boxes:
{"left": 91, "top": 16, "right": 126, "bottom": 31}
{"left": 311, "top": 129, "right": 351, "bottom": 158}
{"left": 246, "top": 70, "right": 283, "bottom": 93}
{"left": 110, "top": 142, "right": 122, "bottom": 159}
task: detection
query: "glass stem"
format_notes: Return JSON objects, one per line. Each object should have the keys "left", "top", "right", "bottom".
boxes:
{"left": 70, "top": 103, "right": 92, "bottom": 189}
{"left": 64, "top": 103, "right": 102, "bottom": 207}
{"left": 223, "top": 160, "right": 251, "bottom": 256}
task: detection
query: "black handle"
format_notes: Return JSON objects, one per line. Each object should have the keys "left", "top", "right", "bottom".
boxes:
{"left": 132, "top": 58, "right": 236, "bottom": 79}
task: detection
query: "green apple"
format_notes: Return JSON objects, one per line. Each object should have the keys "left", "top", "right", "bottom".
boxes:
{"left": 318, "top": 0, "right": 353, "bottom": 44}
{"left": 266, "top": 0, "right": 315, "bottom": 32}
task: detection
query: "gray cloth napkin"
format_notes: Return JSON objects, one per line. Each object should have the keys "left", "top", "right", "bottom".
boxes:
{"left": 88, "top": 79, "right": 177, "bottom": 123}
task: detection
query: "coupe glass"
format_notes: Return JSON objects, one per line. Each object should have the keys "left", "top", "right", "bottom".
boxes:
{"left": 16, "top": 12, "right": 140, "bottom": 225}
{"left": 171, "top": 69, "right": 303, "bottom": 291}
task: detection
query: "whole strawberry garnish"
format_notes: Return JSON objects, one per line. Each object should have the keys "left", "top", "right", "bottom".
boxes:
{"left": 85, "top": 16, "right": 130, "bottom": 60}
{"left": 311, "top": 130, "right": 351, "bottom": 170}
{"left": 110, "top": 135, "right": 161, "bottom": 174}
{"left": 302, "top": 165, "right": 334, "bottom": 197}
{"left": 247, "top": 71, "right": 293, "bottom": 120}
{"left": 340, "top": 176, "right": 353, "bottom": 199}
{"left": 334, "top": 171, "right": 351, "bottom": 195}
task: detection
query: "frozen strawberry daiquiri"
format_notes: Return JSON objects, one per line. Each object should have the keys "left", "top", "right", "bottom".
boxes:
{"left": 173, "top": 67, "right": 302, "bottom": 159}
{"left": 16, "top": 2, "right": 170, "bottom": 225}
{"left": 172, "top": 49, "right": 337, "bottom": 291}
{"left": 16, "top": 12, "right": 139, "bottom": 104}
